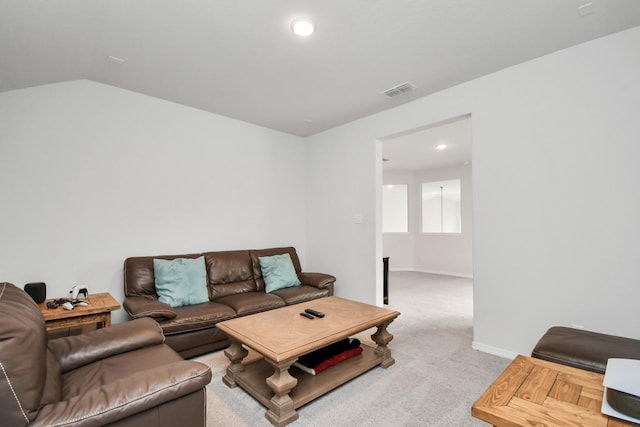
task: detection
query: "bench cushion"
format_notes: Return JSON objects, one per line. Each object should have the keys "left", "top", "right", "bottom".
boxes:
{"left": 532, "top": 326, "right": 640, "bottom": 374}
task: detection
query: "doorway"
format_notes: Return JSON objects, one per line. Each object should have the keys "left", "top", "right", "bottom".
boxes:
{"left": 380, "top": 115, "right": 473, "bottom": 303}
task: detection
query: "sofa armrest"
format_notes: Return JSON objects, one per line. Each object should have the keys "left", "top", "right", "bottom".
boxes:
{"left": 48, "top": 317, "right": 165, "bottom": 373}
{"left": 31, "top": 360, "right": 211, "bottom": 427}
{"left": 299, "top": 272, "right": 336, "bottom": 294}
{"left": 124, "top": 295, "right": 177, "bottom": 320}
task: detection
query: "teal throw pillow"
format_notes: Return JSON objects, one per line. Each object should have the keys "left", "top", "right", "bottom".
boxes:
{"left": 153, "top": 256, "right": 209, "bottom": 308}
{"left": 259, "top": 253, "right": 301, "bottom": 293}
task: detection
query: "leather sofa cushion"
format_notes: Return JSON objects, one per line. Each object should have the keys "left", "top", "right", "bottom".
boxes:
{"left": 0, "top": 282, "right": 47, "bottom": 423}
{"left": 124, "top": 254, "right": 201, "bottom": 297}
{"left": 271, "top": 284, "right": 330, "bottom": 305}
{"left": 101, "top": 390, "right": 206, "bottom": 427}
{"left": 215, "top": 291, "right": 285, "bottom": 316}
{"left": 124, "top": 295, "right": 177, "bottom": 320}
{"left": 62, "top": 344, "right": 182, "bottom": 398}
{"left": 36, "top": 344, "right": 211, "bottom": 427}
{"left": 532, "top": 326, "right": 640, "bottom": 374}
{"left": 204, "top": 250, "right": 257, "bottom": 299}
{"left": 159, "top": 301, "right": 237, "bottom": 335}
{"left": 48, "top": 317, "right": 165, "bottom": 373}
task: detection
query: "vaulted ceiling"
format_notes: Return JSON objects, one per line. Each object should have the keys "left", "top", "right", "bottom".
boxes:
{"left": 2, "top": 1, "right": 640, "bottom": 137}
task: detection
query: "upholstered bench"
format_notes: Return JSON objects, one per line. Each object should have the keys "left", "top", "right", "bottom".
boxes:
{"left": 531, "top": 326, "right": 640, "bottom": 374}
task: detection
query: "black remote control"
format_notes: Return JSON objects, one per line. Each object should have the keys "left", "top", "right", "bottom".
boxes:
{"left": 305, "top": 308, "right": 325, "bottom": 318}
{"left": 300, "top": 312, "right": 314, "bottom": 319}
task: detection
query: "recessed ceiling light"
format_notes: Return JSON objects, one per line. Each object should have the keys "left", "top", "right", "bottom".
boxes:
{"left": 291, "top": 18, "right": 315, "bottom": 36}
{"left": 436, "top": 144, "right": 447, "bottom": 150}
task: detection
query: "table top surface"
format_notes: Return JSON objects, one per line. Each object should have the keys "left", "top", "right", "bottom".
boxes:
{"left": 38, "top": 292, "right": 121, "bottom": 321}
{"left": 216, "top": 296, "right": 400, "bottom": 362}
{"left": 472, "top": 354, "right": 638, "bottom": 427}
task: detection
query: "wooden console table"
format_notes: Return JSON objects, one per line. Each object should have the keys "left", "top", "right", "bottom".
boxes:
{"left": 472, "top": 354, "right": 639, "bottom": 426}
{"left": 38, "top": 292, "right": 121, "bottom": 334}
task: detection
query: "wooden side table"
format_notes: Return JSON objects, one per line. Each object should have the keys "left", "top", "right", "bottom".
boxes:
{"left": 472, "top": 354, "right": 638, "bottom": 426}
{"left": 38, "top": 292, "right": 121, "bottom": 334}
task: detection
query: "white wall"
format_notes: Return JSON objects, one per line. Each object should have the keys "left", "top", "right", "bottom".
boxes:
{"left": 305, "top": 127, "right": 381, "bottom": 304}
{"left": 306, "top": 26, "right": 640, "bottom": 357}
{"left": 0, "top": 80, "right": 306, "bottom": 323}
{"left": 3, "top": 27, "right": 639, "bottom": 358}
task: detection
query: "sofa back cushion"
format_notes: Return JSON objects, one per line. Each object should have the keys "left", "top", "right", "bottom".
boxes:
{"left": 124, "top": 253, "right": 201, "bottom": 297}
{"left": 0, "top": 282, "right": 48, "bottom": 425}
{"left": 125, "top": 248, "right": 300, "bottom": 300}
{"left": 250, "top": 247, "right": 302, "bottom": 292}
{"left": 204, "top": 250, "right": 257, "bottom": 299}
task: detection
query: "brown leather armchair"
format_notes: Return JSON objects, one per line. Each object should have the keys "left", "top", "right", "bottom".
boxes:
{"left": 0, "top": 282, "right": 212, "bottom": 427}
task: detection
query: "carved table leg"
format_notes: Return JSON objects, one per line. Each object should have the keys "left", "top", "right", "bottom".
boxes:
{"left": 371, "top": 319, "right": 396, "bottom": 368}
{"left": 222, "top": 338, "right": 249, "bottom": 388}
{"left": 264, "top": 359, "right": 298, "bottom": 427}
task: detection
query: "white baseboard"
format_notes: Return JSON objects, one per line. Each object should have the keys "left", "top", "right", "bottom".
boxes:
{"left": 472, "top": 341, "right": 517, "bottom": 360}
{"left": 416, "top": 268, "right": 473, "bottom": 278}
{"left": 388, "top": 268, "right": 473, "bottom": 279}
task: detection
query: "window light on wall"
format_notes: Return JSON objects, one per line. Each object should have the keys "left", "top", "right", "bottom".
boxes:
{"left": 421, "top": 179, "right": 461, "bottom": 233}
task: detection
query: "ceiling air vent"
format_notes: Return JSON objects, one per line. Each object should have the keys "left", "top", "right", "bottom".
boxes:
{"left": 381, "top": 82, "right": 416, "bottom": 97}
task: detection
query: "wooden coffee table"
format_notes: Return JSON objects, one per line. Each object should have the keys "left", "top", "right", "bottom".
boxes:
{"left": 472, "top": 354, "right": 639, "bottom": 427}
{"left": 217, "top": 296, "right": 400, "bottom": 426}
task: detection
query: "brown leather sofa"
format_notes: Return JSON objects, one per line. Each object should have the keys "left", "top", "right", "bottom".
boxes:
{"left": 0, "top": 282, "right": 212, "bottom": 427}
{"left": 124, "top": 246, "right": 336, "bottom": 358}
{"left": 532, "top": 326, "right": 640, "bottom": 373}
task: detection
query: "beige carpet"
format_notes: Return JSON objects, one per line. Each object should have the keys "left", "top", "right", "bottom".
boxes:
{"left": 193, "top": 271, "right": 510, "bottom": 426}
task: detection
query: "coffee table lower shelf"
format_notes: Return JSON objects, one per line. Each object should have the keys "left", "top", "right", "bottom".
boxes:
{"left": 232, "top": 344, "right": 381, "bottom": 410}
